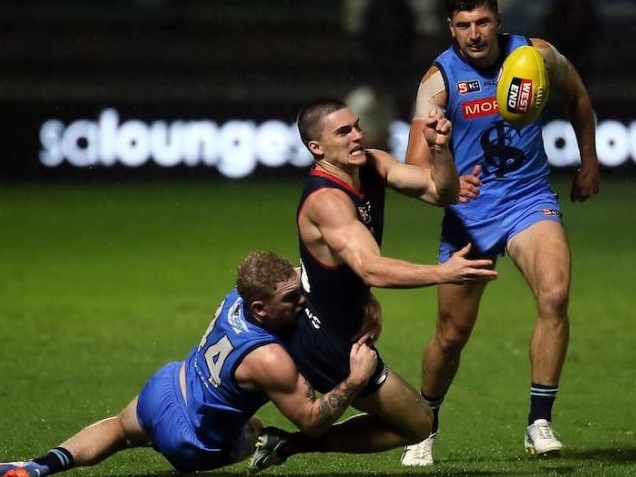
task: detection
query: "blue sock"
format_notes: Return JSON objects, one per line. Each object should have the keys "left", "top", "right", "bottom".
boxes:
{"left": 28, "top": 447, "right": 75, "bottom": 477}
{"left": 528, "top": 383, "right": 559, "bottom": 425}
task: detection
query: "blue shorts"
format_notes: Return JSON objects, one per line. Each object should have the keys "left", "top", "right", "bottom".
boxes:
{"left": 136, "top": 361, "right": 234, "bottom": 472}
{"left": 439, "top": 188, "right": 562, "bottom": 262}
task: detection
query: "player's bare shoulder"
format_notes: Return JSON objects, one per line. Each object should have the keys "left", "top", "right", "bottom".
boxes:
{"left": 364, "top": 148, "right": 391, "bottom": 162}
{"left": 421, "top": 64, "right": 442, "bottom": 82}
{"left": 530, "top": 37, "right": 570, "bottom": 86}
{"left": 415, "top": 65, "right": 447, "bottom": 118}
{"left": 235, "top": 342, "right": 296, "bottom": 392}
{"left": 364, "top": 148, "right": 398, "bottom": 179}
{"left": 530, "top": 38, "right": 556, "bottom": 67}
{"left": 301, "top": 186, "right": 356, "bottom": 232}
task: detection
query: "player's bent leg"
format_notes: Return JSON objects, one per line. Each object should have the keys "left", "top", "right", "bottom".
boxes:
{"left": 508, "top": 220, "right": 570, "bottom": 456}
{"left": 349, "top": 369, "right": 432, "bottom": 449}
{"left": 279, "top": 369, "right": 431, "bottom": 455}
{"left": 405, "top": 280, "right": 488, "bottom": 467}
{"left": 246, "top": 371, "right": 431, "bottom": 471}
{"left": 0, "top": 399, "right": 148, "bottom": 477}
{"left": 60, "top": 397, "right": 151, "bottom": 466}
{"left": 508, "top": 220, "right": 570, "bottom": 385}
{"left": 424, "top": 280, "right": 487, "bottom": 398}
{"left": 232, "top": 417, "right": 263, "bottom": 465}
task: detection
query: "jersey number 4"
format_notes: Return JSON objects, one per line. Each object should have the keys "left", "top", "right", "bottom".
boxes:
{"left": 203, "top": 334, "right": 233, "bottom": 388}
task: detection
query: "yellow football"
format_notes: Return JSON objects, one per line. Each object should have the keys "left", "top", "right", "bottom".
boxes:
{"left": 496, "top": 45, "right": 549, "bottom": 128}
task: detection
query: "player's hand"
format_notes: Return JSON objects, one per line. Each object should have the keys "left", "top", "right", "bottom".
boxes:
{"left": 442, "top": 243, "right": 498, "bottom": 283}
{"left": 570, "top": 162, "right": 601, "bottom": 202}
{"left": 458, "top": 165, "right": 482, "bottom": 203}
{"left": 348, "top": 339, "right": 378, "bottom": 386}
{"left": 351, "top": 292, "right": 382, "bottom": 344}
{"left": 423, "top": 109, "right": 452, "bottom": 149}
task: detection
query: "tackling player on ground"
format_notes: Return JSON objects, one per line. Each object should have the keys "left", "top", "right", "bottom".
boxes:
{"left": 0, "top": 252, "right": 378, "bottom": 477}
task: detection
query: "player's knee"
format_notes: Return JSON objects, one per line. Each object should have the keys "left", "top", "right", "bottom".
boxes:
{"left": 435, "top": 323, "right": 472, "bottom": 352}
{"left": 437, "top": 310, "right": 476, "bottom": 349}
{"left": 537, "top": 283, "right": 569, "bottom": 316}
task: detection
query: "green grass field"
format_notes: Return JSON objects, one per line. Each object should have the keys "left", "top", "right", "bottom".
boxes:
{"left": 1, "top": 173, "right": 634, "bottom": 476}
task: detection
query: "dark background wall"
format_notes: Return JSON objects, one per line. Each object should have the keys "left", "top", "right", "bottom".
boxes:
{"left": 1, "top": 0, "right": 634, "bottom": 179}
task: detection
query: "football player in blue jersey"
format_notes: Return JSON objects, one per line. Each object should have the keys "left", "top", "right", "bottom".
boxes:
{"left": 249, "top": 98, "right": 498, "bottom": 473}
{"left": 0, "top": 251, "right": 379, "bottom": 477}
{"left": 400, "top": 0, "right": 601, "bottom": 466}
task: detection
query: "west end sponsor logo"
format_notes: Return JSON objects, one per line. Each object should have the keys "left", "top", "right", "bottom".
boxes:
{"left": 39, "top": 108, "right": 636, "bottom": 176}
{"left": 506, "top": 78, "right": 533, "bottom": 113}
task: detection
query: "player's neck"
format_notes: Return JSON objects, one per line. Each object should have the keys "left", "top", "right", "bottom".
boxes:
{"left": 315, "top": 160, "right": 360, "bottom": 189}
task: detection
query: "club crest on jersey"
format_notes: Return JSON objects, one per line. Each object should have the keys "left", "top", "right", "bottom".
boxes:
{"left": 357, "top": 202, "right": 372, "bottom": 226}
{"left": 457, "top": 80, "right": 481, "bottom": 94}
{"left": 228, "top": 300, "right": 249, "bottom": 333}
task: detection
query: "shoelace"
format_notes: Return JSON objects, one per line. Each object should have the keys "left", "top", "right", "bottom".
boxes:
{"left": 408, "top": 441, "right": 433, "bottom": 458}
{"left": 413, "top": 447, "right": 432, "bottom": 459}
{"left": 536, "top": 423, "right": 557, "bottom": 440}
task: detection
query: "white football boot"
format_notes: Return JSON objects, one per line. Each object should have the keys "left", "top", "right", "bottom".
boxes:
{"left": 524, "top": 419, "right": 564, "bottom": 456}
{"left": 401, "top": 433, "right": 436, "bottom": 466}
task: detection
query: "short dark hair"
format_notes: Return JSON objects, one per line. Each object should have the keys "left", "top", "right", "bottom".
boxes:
{"left": 297, "top": 98, "right": 348, "bottom": 147}
{"left": 446, "top": 0, "right": 498, "bottom": 18}
{"left": 236, "top": 251, "right": 296, "bottom": 305}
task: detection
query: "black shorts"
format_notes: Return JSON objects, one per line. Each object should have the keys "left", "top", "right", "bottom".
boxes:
{"left": 285, "top": 318, "right": 388, "bottom": 396}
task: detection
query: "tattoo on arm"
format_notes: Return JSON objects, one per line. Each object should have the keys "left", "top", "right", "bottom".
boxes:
{"left": 315, "top": 378, "right": 365, "bottom": 428}
{"left": 303, "top": 377, "right": 316, "bottom": 401}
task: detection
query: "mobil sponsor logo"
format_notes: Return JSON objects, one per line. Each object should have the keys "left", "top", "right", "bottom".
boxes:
{"left": 462, "top": 96, "right": 499, "bottom": 119}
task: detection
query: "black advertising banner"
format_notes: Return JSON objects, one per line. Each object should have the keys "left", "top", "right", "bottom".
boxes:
{"left": 1, "top": 101, "right": 635, "bottom": 181}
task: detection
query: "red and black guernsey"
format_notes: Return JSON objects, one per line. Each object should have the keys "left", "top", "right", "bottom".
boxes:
{"left": 285, "top": 161, "right": 388, "bottom": 394}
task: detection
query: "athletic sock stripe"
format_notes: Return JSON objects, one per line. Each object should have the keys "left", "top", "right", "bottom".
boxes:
{"left": 530, "top": 387, "right": 559, "bottom": 397}
{"left": 421, "top": 392, "right": 445, "bottom": 409}
{"left": 50, "top": 449, "right": 70, "bottom": 467}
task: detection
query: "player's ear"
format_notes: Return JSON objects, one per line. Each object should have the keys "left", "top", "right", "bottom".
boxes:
{"left": 250, "top": 300, "right": 266, "bottom": 318}
{"left": 308, "top": 140, "right": 322, "bottom": 156}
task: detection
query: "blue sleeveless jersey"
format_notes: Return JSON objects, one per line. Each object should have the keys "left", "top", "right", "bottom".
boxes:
{"left": 183, "top": 288, "right": 280, "bottom": 446}
{"left": 435, "top": 33, "right": 552, "bottom": 219}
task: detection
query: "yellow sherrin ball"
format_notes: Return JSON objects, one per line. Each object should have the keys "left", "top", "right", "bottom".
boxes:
{"left": 496, "top": 45, "right": 549, "bottom": 128}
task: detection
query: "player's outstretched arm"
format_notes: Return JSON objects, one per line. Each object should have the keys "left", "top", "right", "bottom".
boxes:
{"left": 304, "top": 189, "right": 497, "bottom": 288}
{"left": 369, "top": 144, "right": 459, "bottom": 207}
{"left": 242, "top": 343, "right": 377, "bottom": 437}
{"left": 439, "top": 243, "right": 498, "bottom": 284}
